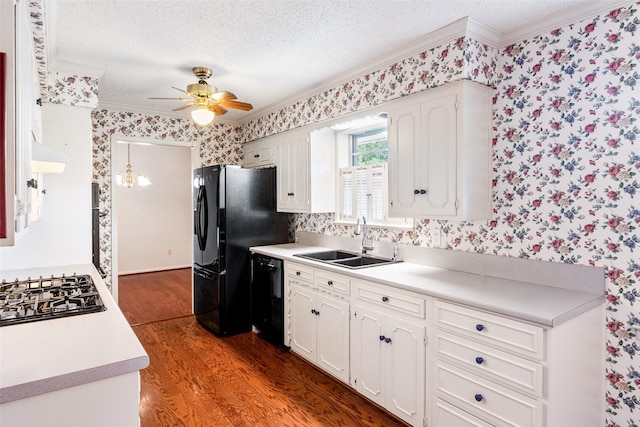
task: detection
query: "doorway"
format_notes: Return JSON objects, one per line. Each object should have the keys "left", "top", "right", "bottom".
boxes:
{"left": 111, "top": 137, "right": 196, "bottom": 321}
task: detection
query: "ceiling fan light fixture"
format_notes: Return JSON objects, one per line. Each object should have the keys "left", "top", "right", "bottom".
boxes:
{"left": 191, "top": 104, "right": 215, "bottom": 125}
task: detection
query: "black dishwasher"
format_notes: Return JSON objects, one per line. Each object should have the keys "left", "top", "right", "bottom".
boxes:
{"left": 250, "top": 254, "right": 285, "bottom": 346}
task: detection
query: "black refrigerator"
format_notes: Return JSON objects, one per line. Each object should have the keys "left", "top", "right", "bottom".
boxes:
{"left": 193, "top": 165, "right": 288, "bottom": 336}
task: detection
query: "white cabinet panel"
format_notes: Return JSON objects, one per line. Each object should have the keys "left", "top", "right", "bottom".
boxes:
{"left": 287, "top": 267, "right": 350, "bottom": 384}
{"left": 388, "top": 80, "right": 492, "bottom": 220}
{"left": 352, "top": 302, "right": 426, "bottom": 426}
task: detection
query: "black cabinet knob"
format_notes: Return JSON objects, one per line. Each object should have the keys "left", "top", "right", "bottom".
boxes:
{"left": 382, "top": 296, "right": 389, "bottom": 302}
{"left": 379, "top": 335, "right": 385, "bottom": 341}
{"left": 296, "top": 271, "right": 301, "bottom": 276}
{"left": 413, "top": 189, "right": 419, "bottom": 195}
{"left": 254, "top": 154, "right": 260, "bottom": 158}
{"left": 475, "top": 357, "right": 484, "bottom": 365}
{"left": 384, "top": 337, "right": 392, "bottom": 344}
{"left": 420, "top": 189, "right": 426, "bottom": 194}
{"left": 474, "top": 394, "right": 483, "bottom": 402}
{"left": 327, "top": 280, "right": 333, "bottom": 286}
{"left": 475, "top": 324, "right": 485, "bottom": 332}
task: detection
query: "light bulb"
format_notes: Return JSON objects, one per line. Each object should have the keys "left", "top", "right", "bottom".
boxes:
{"left": 191, "top": 105, "right": 215, "bottom": 125}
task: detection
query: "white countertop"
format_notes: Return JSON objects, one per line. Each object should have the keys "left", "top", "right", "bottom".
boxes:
{"left": 251, "top": 243, "right": 604, "bottom": 327}
{"left": 0, "top": 264, "right": 149, "bottom": 404}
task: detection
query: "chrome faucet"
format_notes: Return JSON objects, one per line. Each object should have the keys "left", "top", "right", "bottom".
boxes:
{"left": 355, "top": 216, "right": 374, "bottom": 254}
{"left": 388, "top": 230, "right": 399, "bottom": 261}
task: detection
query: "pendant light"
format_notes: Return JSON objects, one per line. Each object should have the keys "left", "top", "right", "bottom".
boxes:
{"left": 116, "top": 143, "right": 151, "bottom": 188}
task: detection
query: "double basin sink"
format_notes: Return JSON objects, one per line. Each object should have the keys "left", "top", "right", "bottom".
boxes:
{"left": 294, "top": 250, "right": 399, "bottom": 269}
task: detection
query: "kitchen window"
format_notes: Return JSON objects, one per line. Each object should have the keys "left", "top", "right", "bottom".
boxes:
{"left": 335, "top": 115, "right": 412, "bottom": 228}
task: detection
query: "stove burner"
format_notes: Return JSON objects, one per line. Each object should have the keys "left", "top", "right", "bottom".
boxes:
{"left": 0, "top": 274, "right": 107, "bottom": 326}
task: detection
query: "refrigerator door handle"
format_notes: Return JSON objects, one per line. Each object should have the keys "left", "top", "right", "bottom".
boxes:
{"left": 201, "top": 184, "right": 209, "bottom": 249}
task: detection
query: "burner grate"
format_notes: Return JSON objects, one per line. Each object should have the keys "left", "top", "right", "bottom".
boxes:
{"left": 0, "top": 274, "right": 107, "bottom": 326}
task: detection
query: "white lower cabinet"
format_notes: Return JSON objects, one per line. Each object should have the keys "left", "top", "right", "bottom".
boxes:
{"left": 283, "top": 261, "right": 603, "bottom": 427}
{"left": 431, "top": 300, "right": 603, "bottom": 427}
{"left": 351, "top": 280, "right": 427, "bottom": 427}
{"left": 286, "top": 263, "right": 350, "bottom": 384}
{"left": 289, "top": 283, "right": 350, "bottom": 383}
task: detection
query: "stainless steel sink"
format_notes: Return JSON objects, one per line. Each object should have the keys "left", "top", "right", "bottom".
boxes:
{"left": 294, "top": 250, "right": 399, "bottom": 269}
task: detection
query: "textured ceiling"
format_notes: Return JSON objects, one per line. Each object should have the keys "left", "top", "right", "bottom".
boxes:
{"left": 45, "top": 0, "right": 614, "bottom": 123}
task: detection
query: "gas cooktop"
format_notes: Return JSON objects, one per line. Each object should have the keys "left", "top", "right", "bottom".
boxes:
{"left": 0, "top": 274, "right": 107, "bottom": 326}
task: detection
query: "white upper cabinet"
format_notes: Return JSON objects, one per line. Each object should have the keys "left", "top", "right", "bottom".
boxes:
{"left": 242, "top": 136, "right": 276, "bottom": 168}
{"left": 276, "top": 128, "right": 335, "bottom": 213}
{"left": 388, "top": 80, "right": 492, "bottom": 220}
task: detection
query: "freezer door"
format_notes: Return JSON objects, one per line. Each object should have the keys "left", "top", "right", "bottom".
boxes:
{"left": 193, "top": 267, "right": 225, "bottom": 334}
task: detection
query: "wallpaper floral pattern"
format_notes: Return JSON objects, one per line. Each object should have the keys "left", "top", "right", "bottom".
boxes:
{"left": 252, "top": 5, "right": 640, "bottom": 426}
{"left": 91, "top": 110, "right": 243, "bottom": 288}
{"left": 40, "top": 1, "right": 639, "bottom": 425}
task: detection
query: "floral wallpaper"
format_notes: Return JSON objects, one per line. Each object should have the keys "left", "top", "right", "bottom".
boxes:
{"left": 91, "top": 110, "right": 243, "bottom": 289}
{"left": 251, "top": 4, "right": 640, "bottom": 426}
{"left": 39, "top": 1, "right": 640, "bottom": 425}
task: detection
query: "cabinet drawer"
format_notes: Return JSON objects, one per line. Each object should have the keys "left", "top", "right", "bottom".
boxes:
{"left": 433, "top": 398, "right": 493, "bottom": 427}
{"left": 436, "top": 332, "right": 543, "bottom": 397}
{"left": 285, "top": 262, "right": 314, "bottom": 283}
{"left": 435, "top": 301, "right": 544, "bottom": 359}
{"left": 354, "top": 282, "right": 425, "bottom": 318}
{"left": 435, "top": 361, "right": 542, "bottom": 427}
{"left": 315, "top": 270, "right": 350, "bottom": 295}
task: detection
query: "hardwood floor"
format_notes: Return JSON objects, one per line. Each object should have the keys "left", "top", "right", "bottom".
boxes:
{"left": 134, "top": 317, "right": 407, "bottom": 427}
{"left": 118, "top": 268, "right": 192, "bottom": 326}
{"left": 122, "top": 268, "right": 407, "bottom": 426}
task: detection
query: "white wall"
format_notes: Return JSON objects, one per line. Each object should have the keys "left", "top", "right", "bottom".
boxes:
{"left": 115, "top": 142, "right": 191, "bottom": 275}
{"left": 0, "top": 104, "right": 92, "bottom": 271}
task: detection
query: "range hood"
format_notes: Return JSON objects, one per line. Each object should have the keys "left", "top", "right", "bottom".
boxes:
{"left": 32, "top": 141, "right": 67, "bottom": 173}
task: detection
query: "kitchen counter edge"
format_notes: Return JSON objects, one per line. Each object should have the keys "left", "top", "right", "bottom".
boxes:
{"left": 0, "top": 263, "right": 150, "bottom": 404}
{"left": 250, "top": 243, "right": 605, "bottom": 328}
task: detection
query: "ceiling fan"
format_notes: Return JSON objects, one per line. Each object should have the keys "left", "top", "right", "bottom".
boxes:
{"left": 150, "top": 67, "right": 253, "bottom": 125}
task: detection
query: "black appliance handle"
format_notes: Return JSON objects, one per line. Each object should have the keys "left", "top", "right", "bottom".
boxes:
{"left": 195, "top": 185, "right": 202, "bottom": 249}
{"left": 201, "top": 184, "right": 209, "bottom": 249}
{"left": 195, "top": 185, "right": 208, "bottom": 251}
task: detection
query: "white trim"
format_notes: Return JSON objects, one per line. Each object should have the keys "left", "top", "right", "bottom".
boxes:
{"left": 117, "top": 265, "right": 191, "bottom": 276}
{"left": 97, "top": 100, "right": 237, "bottom": 125}
{"left": 109, "top": 134, "right": 199, "bottom": 300}
{"left": 499, "top": 0, "right": 635, "bottom": 46}
{"left": 241, "top": 17, "right": 499, "bottom": 124}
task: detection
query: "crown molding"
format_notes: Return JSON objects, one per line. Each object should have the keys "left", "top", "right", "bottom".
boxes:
{"left": 499, "top": 0, "right": 635, "bottom": 46}
{"left": 241, "top": 16, "right": 501, "bottom": 124}
{"left": 97, "top": 101, "right": 238, "bottom": 125}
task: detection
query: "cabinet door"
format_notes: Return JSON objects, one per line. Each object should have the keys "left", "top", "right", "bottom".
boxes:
{"left": 388, "top": 103, "right": 421, "bottom": 216}
{"left": 315, "top": 293, "right": 350, "bottom": 383}
{"left": 385, "top": 314, "right": 426, "bottom": 426}
{"left": 388, "top": 90, "right": 458, "bottom": 217}
{"left": 352, "top": 305, "right": 385, "bottom": 407}
{"left": 289, "top": 283, "right": 316, "bottom": 363}
{"left": 420, "top": 94, "right": 457, "bottom": 215}
{"left": 277, "top": 135, "right": 309, "bottom": 212}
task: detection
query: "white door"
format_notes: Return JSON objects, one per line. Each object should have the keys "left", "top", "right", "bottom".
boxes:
{"left": 385, "top": 315, "right": 426, "bottom": 426}
{"left": 352, "top": 305, "right": 385, "bottom": 407}
{"left": 316, "top": 294, "right": 350, "bottom": 383}
{"left": 289, "top": 283, "right": 316, "bottom": 363}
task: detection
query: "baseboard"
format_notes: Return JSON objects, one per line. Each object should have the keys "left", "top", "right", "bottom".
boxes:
{"left": 118, "top": 265, "right": 191, "bottom": 276}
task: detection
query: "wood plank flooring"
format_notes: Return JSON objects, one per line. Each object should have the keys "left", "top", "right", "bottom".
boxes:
{"left": 121, "top": 269, "right": 408, "bottom": 426}
{"left": 118, "top": 268, "right": 192, "bottom": 326}
{"left": 134, "top": 317, "right": 407, "bottom": 427}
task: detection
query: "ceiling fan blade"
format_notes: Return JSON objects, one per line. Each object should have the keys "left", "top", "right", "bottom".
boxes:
{"left": 149, "top": 97, "right": 190, "bottom": 101}
{"left": 208, "top": 104, "right": 228, "bottom": 115}
{"left": 173, "top": 103, "right": 195, "bottom": 111}
{"left": 171, "top": 86, "right": 190, "bottom": 95}
{"left": 219, "top": 99, "right": 253, "bottom": 111}
{"left": 211, "top": 91, "right": 237, "bottom": 101}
